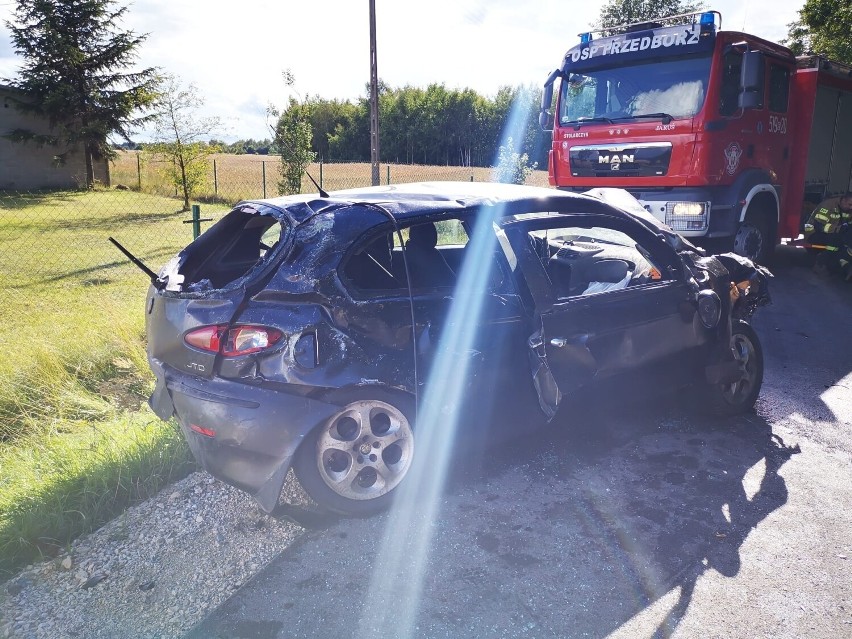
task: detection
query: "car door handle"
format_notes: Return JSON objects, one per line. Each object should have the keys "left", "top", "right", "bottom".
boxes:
{"left": 551, "top": 334, "right": 589, "bottom": 348}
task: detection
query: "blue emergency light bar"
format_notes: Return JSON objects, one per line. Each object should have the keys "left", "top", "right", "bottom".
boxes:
{"left": 579, "top": 10, "right": 721, "bottom": 41}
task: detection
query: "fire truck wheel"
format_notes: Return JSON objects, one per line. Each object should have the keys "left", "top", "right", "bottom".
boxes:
{"left": 733, "top": 215, "right": 773, "bottom": 264}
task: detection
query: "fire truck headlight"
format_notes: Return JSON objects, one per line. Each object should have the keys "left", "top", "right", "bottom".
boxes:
{"left": 666, "top": 201, "right": 710, "bottom": 232}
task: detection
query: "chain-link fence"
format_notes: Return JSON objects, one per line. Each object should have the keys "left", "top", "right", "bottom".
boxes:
{"left": 3, "top": 154, "right": 550, "bottom": 288}
{"left": 110, "top": 152, "right": 550, "bottom": 204}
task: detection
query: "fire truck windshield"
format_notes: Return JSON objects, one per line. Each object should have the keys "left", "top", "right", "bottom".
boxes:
{"left": 559, "top": 55, "right": 712, "bottom": 125}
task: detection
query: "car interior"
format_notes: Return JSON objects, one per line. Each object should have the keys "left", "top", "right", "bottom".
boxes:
{"left": 528, "top": 226, "right": 664, "bottom": 298}
{"left": 343, "top": 219, "right": 505, "bottom": 294}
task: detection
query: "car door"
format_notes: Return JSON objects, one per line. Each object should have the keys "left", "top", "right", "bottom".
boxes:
{"left": 504, "top": 213, "right": 702, "bottom": 416}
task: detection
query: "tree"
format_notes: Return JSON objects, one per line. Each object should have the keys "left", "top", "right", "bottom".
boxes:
{"left": 271, "top": 72, "right": 317, "bottom": 195}
{"left": 147, "top": 75, "right": 222, "bottom": 211}
{"left": 596, "top": 0, "right": 705, "bottom": 33}
{"left": 5, "top": 0, "right": 158, "bottom": 188}
{"left": 274, "top": 103, "right": 316, "bottom": 195}
{"left": 785, "top": 0, "right": 852, "bottom": 64}
{"left": 493, "top": 137, "right": 537, "bottom": 185}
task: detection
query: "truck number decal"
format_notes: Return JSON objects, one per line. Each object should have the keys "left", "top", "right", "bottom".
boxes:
{"left": 768, "top": 115, "right": 787, "bottom": 134}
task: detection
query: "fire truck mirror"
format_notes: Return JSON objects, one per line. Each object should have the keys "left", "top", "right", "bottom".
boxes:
{"left": 739, "top": 51, "right": 766, "bottom": 110}
{"left": 540, "top": 74, "right": 557, "bottom": 131}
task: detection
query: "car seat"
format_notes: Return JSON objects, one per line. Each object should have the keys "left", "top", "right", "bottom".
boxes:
{"left": 579, "top": 258, "right": 631, "bottom": 295}
{"left": 404, "top": 223, "right": 456, "bottom": 288}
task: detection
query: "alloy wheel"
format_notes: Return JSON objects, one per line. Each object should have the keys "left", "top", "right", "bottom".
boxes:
{"left": 722, "top": 332, "right": 758, "bottom": 405}
{"left": 316, "top": 400, "right": 414, "bottom": 501}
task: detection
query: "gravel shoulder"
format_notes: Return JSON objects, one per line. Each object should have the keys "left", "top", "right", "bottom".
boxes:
{"left": 0, "top": 472, "right": 309, "bottom": 639}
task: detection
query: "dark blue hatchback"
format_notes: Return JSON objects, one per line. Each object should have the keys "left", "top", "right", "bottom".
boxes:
{"left": 143, "top": 182, "right": 770, "bottom": 515}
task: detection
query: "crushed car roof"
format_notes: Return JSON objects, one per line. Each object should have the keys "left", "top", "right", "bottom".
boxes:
{"left": 240, "top": 182, "right": 611, "bottom": 224}
{"left": 238, "top": 182, "right": 695, "bottom": 251}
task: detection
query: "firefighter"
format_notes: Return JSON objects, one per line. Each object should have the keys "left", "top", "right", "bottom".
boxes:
{"left": 804, "top": 192, "right": 852, "bottom": 280}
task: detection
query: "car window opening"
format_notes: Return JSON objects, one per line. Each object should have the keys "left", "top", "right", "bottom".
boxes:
{"left": 529, "top": 225, "right": 668, "bottom": 298}
{"left": 174, "top": 210, "right": 286, "bottom": 292}
{"left": 344, "top": 219, "right": 505, "bottom": 295}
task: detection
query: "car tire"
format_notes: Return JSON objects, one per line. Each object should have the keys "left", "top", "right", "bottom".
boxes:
{"left": 701, "top": 321, "right": 764, "bottom": 418}
{"left": 293, "top": 391, "right": 415, "bottom": 516}
{"left": 733, "top": 214, "right": 774, "bottom": 265}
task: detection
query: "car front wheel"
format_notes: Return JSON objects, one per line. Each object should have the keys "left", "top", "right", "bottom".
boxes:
{"left": 702, "top": 321, "right": 764, "bottom": 417}
{"left": 293, "top": 395, "right": 415, "bottom": 515}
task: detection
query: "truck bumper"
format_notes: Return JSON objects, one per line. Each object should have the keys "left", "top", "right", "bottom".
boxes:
{"left": 629, "top": 188, "right": 739, "bottom": 239}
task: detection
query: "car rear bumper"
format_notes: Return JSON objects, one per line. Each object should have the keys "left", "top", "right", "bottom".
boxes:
{"left": 149, "top": 359, "right": 340, "bottom": 512}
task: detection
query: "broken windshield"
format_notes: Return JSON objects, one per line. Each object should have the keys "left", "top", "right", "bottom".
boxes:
{"left": 559, "top": 55, "right": 712, "bottom": 124}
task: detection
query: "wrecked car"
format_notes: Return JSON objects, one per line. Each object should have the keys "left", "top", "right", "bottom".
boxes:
{"left": 136, "top": 182, "right": 771, "bottom": 515}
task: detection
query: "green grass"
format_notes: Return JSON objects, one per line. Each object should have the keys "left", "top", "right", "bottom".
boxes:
{"left": 0, "top": 188, "right": 225, "bottom": 578}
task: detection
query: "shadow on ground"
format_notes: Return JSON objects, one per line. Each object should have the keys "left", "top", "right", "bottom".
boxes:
{"left": 188, "top": 390, "right": 799, "bottom": 639}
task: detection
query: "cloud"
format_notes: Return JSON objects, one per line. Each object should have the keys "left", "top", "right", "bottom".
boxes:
{"left": 0, "top": 0, "right": 807, "bottom": 140}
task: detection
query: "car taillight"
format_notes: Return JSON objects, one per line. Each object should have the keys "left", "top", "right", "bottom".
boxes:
{"left": 223, "top": 326, "right": 283, "bottom": 356}
{"left": 184, "top": 325, "right": 224, "bottom": 353}
{"left": 184, "top": 325, "right": 283, "bottom": 356}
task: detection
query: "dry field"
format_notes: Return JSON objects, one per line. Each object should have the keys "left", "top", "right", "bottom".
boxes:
{"left": 111, "top": 152, "right": 551, "bottom": 204}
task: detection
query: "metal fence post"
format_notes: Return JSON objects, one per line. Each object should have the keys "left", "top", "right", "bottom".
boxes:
{"left": 136, "top": 153, "right": 142, "bottom": 190}
{"left": 262, "top": 161, "right": 267, "bottom": 198}
{"left": 191, "top": 204, "right": 201, "bottom": 239}
{"left": 184, "top": 204, "right": 212, "bottom": 239}
{"left": 213, "top": 159, "right": 218, "bottom": 198}
{"left": 387, "top": 165, "right": 390, "bottom": 185}
{"left": 319, "top": 161, "right": 323, "bottom": 189}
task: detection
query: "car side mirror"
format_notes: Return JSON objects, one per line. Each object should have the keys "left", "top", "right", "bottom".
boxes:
{"left": 540, "top": 70, "right": 559, "bottom": 132}
{"left": 738, "top": 50, "right": 764, "bottom": 110}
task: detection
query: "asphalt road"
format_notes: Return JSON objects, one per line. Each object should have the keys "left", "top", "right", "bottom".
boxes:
{"left": 188, "top": 246, "right": 852, "bottom": 639}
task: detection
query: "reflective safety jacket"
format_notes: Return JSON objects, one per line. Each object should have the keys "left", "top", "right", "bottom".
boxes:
{"left": 804, "top": 197, "right": 852, "bottom": 237}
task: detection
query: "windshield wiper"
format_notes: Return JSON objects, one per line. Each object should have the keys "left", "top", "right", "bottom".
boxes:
{"left": 618, "top": 112, "right": 675, "bottom": 125}
{"left": 566, "top": 116, "right": 614, "bottom": 130}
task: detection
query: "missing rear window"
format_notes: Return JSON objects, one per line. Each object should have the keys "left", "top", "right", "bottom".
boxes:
{"left": 166, "top": 209, "right": 288, "bottom": 293}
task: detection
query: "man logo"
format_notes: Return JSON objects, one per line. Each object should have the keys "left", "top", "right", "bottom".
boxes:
{"left": 598, "top": 153, "right": 633, "bottom": 170}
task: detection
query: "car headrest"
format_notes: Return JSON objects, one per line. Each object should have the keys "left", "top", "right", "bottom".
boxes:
{"left": 408, "top": 223, "right": 438, "bottom": 249}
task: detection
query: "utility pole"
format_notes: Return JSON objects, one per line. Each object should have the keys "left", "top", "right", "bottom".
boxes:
{"left": 369, "top": 0, "right": 380, "bottom": 186}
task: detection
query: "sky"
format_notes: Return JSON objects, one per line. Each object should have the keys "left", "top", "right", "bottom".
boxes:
{"left": 0, "top": 0, "right": 804, "bottom": 141}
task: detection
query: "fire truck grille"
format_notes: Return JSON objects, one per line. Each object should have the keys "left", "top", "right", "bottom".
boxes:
{"left": 568, "top": 143, "right": 673, "bottom": 178}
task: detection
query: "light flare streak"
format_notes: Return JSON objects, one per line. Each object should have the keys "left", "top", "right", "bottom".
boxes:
{"left": 358, "top": 90, "right": 536, "bottom": 638}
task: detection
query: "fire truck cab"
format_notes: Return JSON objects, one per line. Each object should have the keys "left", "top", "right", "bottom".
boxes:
{"left": 541, "top": 11, "right": 852, "bottom": 263}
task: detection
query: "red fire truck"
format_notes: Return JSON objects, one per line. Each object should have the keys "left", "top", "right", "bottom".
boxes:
{"left": 540, "top": 10, "right": 852, "bottom": 262}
